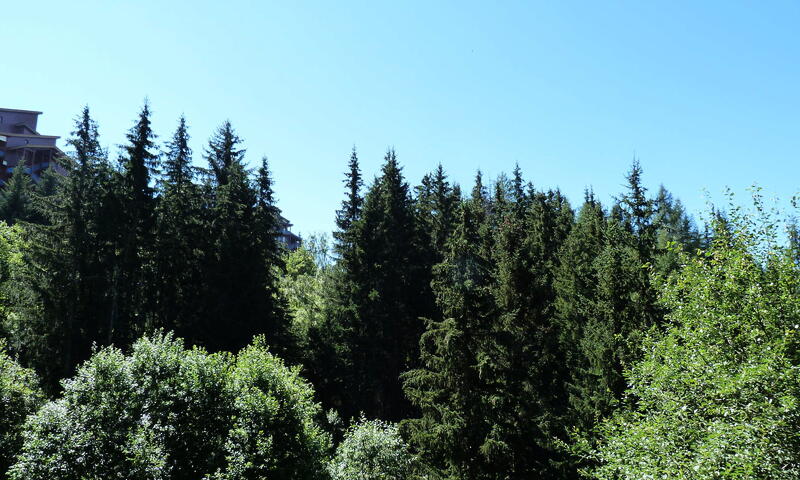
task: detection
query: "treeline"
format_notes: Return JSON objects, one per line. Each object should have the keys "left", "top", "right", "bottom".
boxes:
{"left": 1, "top": 105, "right": 288, "bottom": 392}
{"left": 289, "top": 149, "right": 703, "bottom": 478}
{"left": 2, "top": 103, "right": 799, "bottom": 479}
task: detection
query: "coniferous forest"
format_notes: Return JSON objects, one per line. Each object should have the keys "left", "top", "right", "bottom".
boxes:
{"left": 2, "top": 104, "right": 800, "bottom": 479}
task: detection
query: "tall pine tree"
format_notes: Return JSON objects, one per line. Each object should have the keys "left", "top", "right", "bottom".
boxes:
{"left": 109, "top": 101, "right": 159, "bottom": 344}
{"left": 152, "top": 116, "right": 206, "bottom": 340}
{"left": 15, "top": 106, "right": 113, "bottom": 390}
{"left": 403, "top": 178, "right": 496, "bottom": 480}
{"left": 0, "top": 164, "right": 35, "bottom": 224}
{"left": 200, "top": 122, "right": 288, "bottom": 353}
{"left": 333, "top": 149, "right": 433, "bottom": 421}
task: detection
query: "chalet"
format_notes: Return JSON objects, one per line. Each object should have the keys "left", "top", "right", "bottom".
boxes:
{"left": 279, "top": 215, "right": 301, "bottom": 251}
{"left": 0, "top": 108, "right": 302, "bottom": 249}
{"left": 0, "top": 108, "right": 65, "bottom": 183}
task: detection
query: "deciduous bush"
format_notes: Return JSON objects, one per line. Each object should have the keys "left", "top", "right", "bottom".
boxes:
{"left": 588, "top": 201, "right": 800, "bottom": 479}
{"left": 10, "top": 333, "right": 330, "bottom": 480}
{"left": 328, "top": 417, "right": 416, "bottom": 480}
{"left": 0, "top": 343, "right": 43, "bottom": 477}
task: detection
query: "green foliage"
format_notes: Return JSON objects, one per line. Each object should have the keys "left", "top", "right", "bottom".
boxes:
{"left": 151, "top": 116, "right": 207, "bottom": 339}
{"left": 414, "top": 164, "right": 459, "bottom": 262}
{"left": 10, "top": 333, "right": 330, "bottom": 480}
{"left": 552, "top": 168, "right": 687, "bottom": 475}
{"left": 0, "top": 343, "right": 44, "bottom": 477}
{"left": 201, "top": 124, "right": 289, "bottom": 354}
{"left": 205, "top": 120, "right": 245, "bottom": 187}
{"left": 321, "top": 148, "right": 434, "bottom": 422}
{"left": 0, "top": 165, "right": 35, "bottom": 225}
{"left": 588, "top": 199, "right": 800, "bottom": 479}
{"left": 0, "top": 223, "right": 24, "bottom": 337}
{"left": 477, "top": 183, "right": 574, "bottom": 478}
{"left": 554, "top": 195, "right": 611, "bottom": 434}
{"left": 281, "top": 244, "right": 331, "bottom": 346}
{"left": 333, "top": 146, "right": 363, "bottom": 266}
{"left": 402, "top": 190, "right": 495, "bottom": 480}
{"left": 405, "top": 171, "right": 577, "bottom": 479}
{"left": 0, "top": 104, "right": 730, "bottom": 479}
{"left": 328, "top": 417, "right": 416, "bottom": 480}
{"left": 287, "top": 245, "right": 319, "bottom": 278}
{"left": 9, "top": 106, "right": 117, "bottom": 390}
{"left": 652, "top": 185, "right": 703, "bottom": 276}
{"left": 9, "top": 106, "right": 292, "bottom": 390}
{"left": 111, "top": 101, "right": 159, "bottom": 344}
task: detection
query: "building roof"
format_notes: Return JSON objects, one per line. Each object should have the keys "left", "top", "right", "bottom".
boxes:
{"left": 0, "top": 132, "right": 60, "bottom": 139}
{"left": 0, "top": 108, "right": 42, "bottom": 115}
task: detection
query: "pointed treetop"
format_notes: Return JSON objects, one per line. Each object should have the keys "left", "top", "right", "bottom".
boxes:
{"left": 619, "top": 157, "right": 654, "bottom": 237}
{"left": 68, "top": 105, "right": 104, "bottom": 168}
{"left": 121, "top": 100, "right": 159, "bottom": 192}
{"left": 512, "top": 163, "right": 525, "bottom": 202}
{"left": 162, "top": 115, "right": 193, "bottom": 192}
{"left": 471, "top": 170, "right": 486, "bottom": 202}
{"left": 256, "top": 155, "right": 276, "bottom": 207}
{"left": 584, "top": 186, "right": 596, "bottom": 205}
{"left": 205, "top": 120, "right": 245, "bottom": 185}
{"left": 382, "top": 148, "right": 400, "bottom": 173}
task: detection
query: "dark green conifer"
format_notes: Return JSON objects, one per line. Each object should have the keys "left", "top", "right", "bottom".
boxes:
{"left": 652, "top": 185, "right": 702, "bottom": 275}
{"left": 110, "top": 101, "right": 159, "bottom": 344}
{"left": 415, "top": 164, "right": 459, "bottom": 262}
{"left": 403, "top": 178, "right": 495, "bottom": 480}
{"left": 553, "top": 195, "right": 609, "bottom": 434}
{"left": 16, "top": 106, "right": 113, "bottom": 390}
{"left": 334, "top": 149, "right": 433, "bottom": 421}
{"left": 0, "top": 164, "right": 34, "bottom": 224}
{"left": 200, "top": 123, "right": 288, "bottom": 354}
{"left": 333, "top": 146, "right": 363, "bottom": 265}
{"left": 152, "top": 116, "right": 206, "bottom": 339}
{"left": 205, "top": 120, "right": 245, "bottom": 186}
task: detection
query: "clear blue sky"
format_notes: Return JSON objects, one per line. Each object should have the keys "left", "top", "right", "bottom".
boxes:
{"left": 4, "top": 1, "right": 799, "bottom": 235}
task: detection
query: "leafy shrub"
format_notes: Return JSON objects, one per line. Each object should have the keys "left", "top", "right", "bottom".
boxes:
{"left": 0, "top": 343, "right": 43, "bottom": 476}
{"left": 10, "top": 333, "right": 330, "bottom": 480}
{"left": 589, "top": 201, "right": 800, "bottom": 479}
{"left": 328, "top": 417, "right": 415, "bottom": 480}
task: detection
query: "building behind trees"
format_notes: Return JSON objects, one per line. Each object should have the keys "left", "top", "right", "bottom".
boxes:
{"left": 0, "top": 108, "right": 65, "bottom": 183}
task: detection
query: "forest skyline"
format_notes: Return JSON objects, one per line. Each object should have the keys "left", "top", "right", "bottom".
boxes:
{"left": 4, "top": 2, "right": 800, "bottom": 478}
{"left": 5, "top": 1, "right": 799, "bottom": 234}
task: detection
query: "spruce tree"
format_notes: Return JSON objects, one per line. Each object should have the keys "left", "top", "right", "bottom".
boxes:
{"left": 403, "top": 184, "right": 496, "bottom": 480}
{"left": 205, "top": 120, "right": 245, "bottom": 186}
{"left": 206, "top": 152, "right": 258, "bottom": 351}
{"left": 16, "top": 106, "right": 113, "bottom": 390}
{"left": 34, "top": 164, "right": 61, "bottom": 199}
{"left": 480, "top": 183, "right": 574, "bottom": 478}
{"left": 407, "top": 168, "right": 577, "bottom": 479}
{"left": 110, "top": 101, "right": 159, "bottom": 344}
{"left": 306, "top": 148, "right": 364, "bottom": 418}
{"left": 253, "top": 155, "right": 290, "bottom": 351}
{"left": 336, "top": 149, "right": 433, "bottom": 421}
{"left": 592, "top": 217, "right": 647, "bottom": 400}
{"left": 0, "top": 164, "right": 34, "bottom": 224}
{"left": 152, "top": 116, "right": 206, "bottom": 339}
{"left": 333, "top": 146, "right": 363, "bottom": 265}
{"left": 618, "top": 159, "right": 655, "bottom": 256}
{"left": 652, "top": 184, "right": 701, "bottom": 275}
{"left": 612, "top": 160, "right": 662, "bottom": 333}
{"left": 415, "top": 164, "right": 459, "bottom": 262}
{"left": 553, "top": 194, "right": 610, "bottom": 434}
{"left": 200, "top": 123, "right": 287, "bottom": 354}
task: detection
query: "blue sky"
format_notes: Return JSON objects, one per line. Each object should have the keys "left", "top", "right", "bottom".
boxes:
{"left": 4, "top": 1, "right": 799, "bottom": 235}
